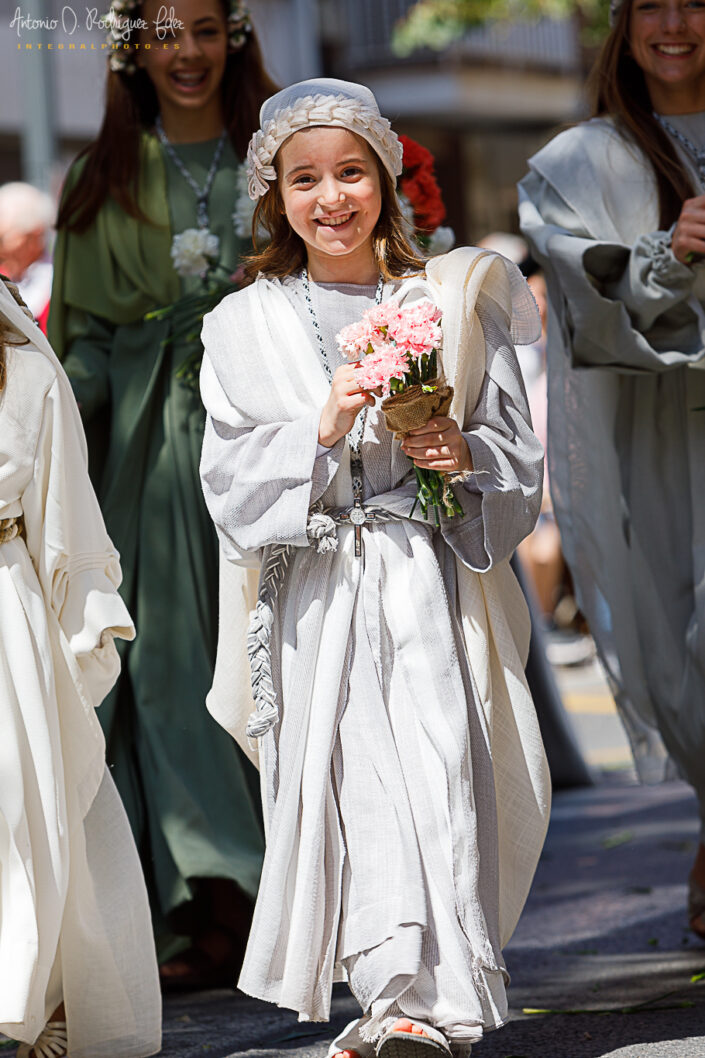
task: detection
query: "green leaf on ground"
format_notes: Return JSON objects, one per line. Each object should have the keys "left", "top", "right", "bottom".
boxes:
{"left": 602, "top": 830, "right": 634, "bottom": 849}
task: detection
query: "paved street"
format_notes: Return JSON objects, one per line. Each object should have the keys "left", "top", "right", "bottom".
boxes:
{"left": 157, "top": 655, "right": 705, "bottom": 1058}
{"left": 6, "top": 655, "right": 705, "bottom": 1058}
{"left": 159, "top": 774, "right": 705, "bottom": 1058}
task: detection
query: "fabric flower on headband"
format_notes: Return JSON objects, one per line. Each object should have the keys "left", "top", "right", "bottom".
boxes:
{"left": 106, "top": 0, "right": 252, "bottom": 74}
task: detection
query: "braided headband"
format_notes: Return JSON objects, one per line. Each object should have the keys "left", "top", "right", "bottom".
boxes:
{"left": 246, "top": 92, "right": 404, "bottom": 200}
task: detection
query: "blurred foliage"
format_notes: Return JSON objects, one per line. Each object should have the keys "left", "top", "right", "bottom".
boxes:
{"left": 391, "top": 0, "right": 612, "bottom": 56}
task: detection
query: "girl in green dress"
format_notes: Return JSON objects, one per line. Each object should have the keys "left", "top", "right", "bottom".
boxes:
{"left": 49, "top": 0, "right": 277, "bottom": 990}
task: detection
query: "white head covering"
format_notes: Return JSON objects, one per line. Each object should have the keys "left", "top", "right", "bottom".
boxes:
{"left": 246, "top": 77, "right": 404, "bottom": 200}
{"left": 0, "top": 277, "right": 58, "bottom": 366}
{"left": 0, "top": 277, "right": 83, "bottom": 434}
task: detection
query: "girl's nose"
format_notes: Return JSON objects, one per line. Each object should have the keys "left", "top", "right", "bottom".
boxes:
{"left": 662, "top": 3, "right": 687, "bottom": 31}
{"left": 317, "top": 179, "right": 345, "bottom": 206}
{"left": 178, "top": 31, "right": 204, "bottom": 58}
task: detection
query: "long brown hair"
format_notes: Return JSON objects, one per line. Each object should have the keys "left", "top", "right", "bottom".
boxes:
{"left": 244, "top": 150, "right": 426, "bottom": 282}
{"left": 57, "top": 1, "right": 278, "bottom": 234}
{"left": 587, "top": 0, "right": 695, "bottom": 228}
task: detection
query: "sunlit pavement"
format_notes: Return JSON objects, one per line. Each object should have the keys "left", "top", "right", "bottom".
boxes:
{"left": 154, "top": 654, "right": 705, "bottom": 1058}
{"left": 6, "top": 654, "right": 705, "bottom": 1058}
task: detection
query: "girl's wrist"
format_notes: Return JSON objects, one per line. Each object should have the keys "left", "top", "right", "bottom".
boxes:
{"left": 318, "top": 411, "right": 340, "bottom": 448}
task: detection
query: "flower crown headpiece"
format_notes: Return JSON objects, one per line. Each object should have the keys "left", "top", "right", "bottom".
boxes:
{"left": 246, "top": 80, "right": 404, "bottom": 200}
{"left": 608, "top": 0, "right": 623, "bottom": 25}
{"left": 106, "top": 0, "right": 252, "bottom": 74}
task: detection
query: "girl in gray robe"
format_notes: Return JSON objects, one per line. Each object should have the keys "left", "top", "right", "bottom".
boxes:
{"left": 201, "top": 78, "right": 550, "bottom": 1058}
{"left": 519, "top": 0, "right": 705, "bottom": 937}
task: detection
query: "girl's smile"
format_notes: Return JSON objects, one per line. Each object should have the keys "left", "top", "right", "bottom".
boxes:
{"left": 278, "top": 126, "right": 382, "bottom": 282}
{"left": 137, "top": 0, "right": 228, "bottom": 139}
{"left": 630, "top": 0, "right": 705, "bottom": 110}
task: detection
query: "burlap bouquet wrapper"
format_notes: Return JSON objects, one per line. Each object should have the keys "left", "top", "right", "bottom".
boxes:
{"left": 381, "top": 377, "right": 454, "bottom": 439}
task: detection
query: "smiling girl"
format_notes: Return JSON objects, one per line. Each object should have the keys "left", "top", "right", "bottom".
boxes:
{"left": 520, "top": 0, "right": 705, "bottom": 937}
{"left": 49, "top": 0, "right": 277, "bottom": 989}
{"left": 200, "top": 78, "right": 550, "bottom": 1058}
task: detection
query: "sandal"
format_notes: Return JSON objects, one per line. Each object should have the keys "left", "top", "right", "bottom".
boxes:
{"left": 688, "top": 872, "right": 705, "bottom": 940}
{"left": 376, "top": 1020, "right": 452, "bottom": 1058}
{"left": 17, "top": 1021, "right": 68, "bottom": 1058}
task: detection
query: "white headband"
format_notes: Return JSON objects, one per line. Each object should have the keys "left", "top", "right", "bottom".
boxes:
{"left": 246, "top": 78, "right": 404, "bottom": 200}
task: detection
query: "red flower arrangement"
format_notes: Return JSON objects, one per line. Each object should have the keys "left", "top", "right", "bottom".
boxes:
{"left": 399, "top": 134, "right": 447, "bottom": 234}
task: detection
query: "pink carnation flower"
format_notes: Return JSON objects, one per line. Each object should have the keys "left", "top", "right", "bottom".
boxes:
{"left": 355, "top": 345, "right": 410, "bottom": 398}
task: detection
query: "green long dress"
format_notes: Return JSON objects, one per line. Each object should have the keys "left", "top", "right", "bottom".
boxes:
{"left": 48, "top": 133, "right": 264, "bottom": 950}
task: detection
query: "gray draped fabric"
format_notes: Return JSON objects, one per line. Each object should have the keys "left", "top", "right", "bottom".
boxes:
{"left": 519, "top": 115, "right": 705, "bottom": 823}
{"left": 199, "top": 266, "right": 546, "bottom": 1047}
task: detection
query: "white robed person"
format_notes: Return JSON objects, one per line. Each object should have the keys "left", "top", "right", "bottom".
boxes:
{"left": 519, "top": 0, "right": 705, "bottom": 938}
{"left": 0, "top": 277, "right": 161, "bottom": 1058}
{"left": 200, "top": 79, "right": 550, "bottom": 1058}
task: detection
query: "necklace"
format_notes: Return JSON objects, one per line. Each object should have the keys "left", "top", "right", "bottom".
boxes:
{"left": 155, "top": 115, "right": 228, "bottom": 230}
{"left": 301, "top": 268, "right": 385, "bottom": 554}
{"left": 654, "top": 112, "right": 705, "bottom": 188}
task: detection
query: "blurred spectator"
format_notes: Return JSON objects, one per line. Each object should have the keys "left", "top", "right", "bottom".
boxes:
{"left": 0, "top": 182, "right": 55, "bottom": 333}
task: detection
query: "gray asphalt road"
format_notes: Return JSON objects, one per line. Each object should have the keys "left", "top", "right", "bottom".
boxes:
{"left": 159, "top": 774, "right": 705, "bottom": 1058}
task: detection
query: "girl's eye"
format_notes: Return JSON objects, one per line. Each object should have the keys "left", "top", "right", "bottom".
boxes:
{"left": 293, "top": 175, "right": 315, "bottom": 186}
{"left": 341, "top": 167, "right": 363, "bottom": 179}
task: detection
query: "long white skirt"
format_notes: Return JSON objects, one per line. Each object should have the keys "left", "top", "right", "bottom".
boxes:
{"left": 239, "top": 522, "right": 510, "bottom": 1047}
{"left": 0, "top": 534, "right": 161, "bottom": 1058}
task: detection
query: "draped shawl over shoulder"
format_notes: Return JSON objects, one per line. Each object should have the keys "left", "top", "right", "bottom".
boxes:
{"left": 202, "top": 247, "right": 550, "bottom": 951}
{"left": 48, "top": 134, "right": 180, "bottom": 358}
{"left": 0, "top": 281, "right": 160, "bottom": 1057}
{"left": 519, "top": 117, "right": 705, "bottom": 785}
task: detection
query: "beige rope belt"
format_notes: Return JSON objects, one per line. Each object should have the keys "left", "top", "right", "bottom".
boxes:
{"left": 0, "top": 515, "right": 24, "bottom": 544}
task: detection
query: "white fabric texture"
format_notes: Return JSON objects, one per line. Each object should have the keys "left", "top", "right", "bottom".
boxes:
{"left": 200, "top": 247, "right": 550, "bottom": 1043}
{"left": 0, "top": 281, "right": 161, "bottom": 1057}
{"left": 246, "top": 78, "right": 403, "bottom": 199}
{"left": 519, "top": 115, "right": 705, "bottom": 810}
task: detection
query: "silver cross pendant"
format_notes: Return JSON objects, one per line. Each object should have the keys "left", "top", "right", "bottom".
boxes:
{"left": 350, "top": 501, "right": 366, "bottom": 558}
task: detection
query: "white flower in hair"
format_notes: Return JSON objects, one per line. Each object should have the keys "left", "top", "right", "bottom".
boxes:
{"left": 171, "top": 228, "right": 220, "bottom": 277}
{"left": 232, "top": 165, "right": 268, "bottom": 241}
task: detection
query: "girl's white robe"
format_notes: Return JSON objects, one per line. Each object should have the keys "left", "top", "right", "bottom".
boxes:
{"left": 199, "top": 248, "right": 551, "bottom": 1043}
{"left": 0, "top": 304, "right": 161, "bottom": 1057}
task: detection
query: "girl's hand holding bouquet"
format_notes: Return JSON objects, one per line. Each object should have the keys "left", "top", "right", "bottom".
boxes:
{"left": 337, "top": 298, "right": 469, "bottom": 523}
{"left": 318, "top": 364, "right": 376, "bottom": 448}
{"left": 401, "top": 416, "right": 472, "bottom": 474}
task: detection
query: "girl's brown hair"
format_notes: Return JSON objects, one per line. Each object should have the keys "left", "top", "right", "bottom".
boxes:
{"left": 587, "top": 0, "right": 695, "bottom": 228}
{"left": 0, "top": 278, "right": 31, "bottom": 393}
{"left": 57, "top": 1, "right": 278, "bottom": 234}
{"left": 244, "top": 146, "right": 426, "bottom": 282}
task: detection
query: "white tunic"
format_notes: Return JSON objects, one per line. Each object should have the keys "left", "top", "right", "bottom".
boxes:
{"left": 519, "top": 116, "right": 705, "bottom": 820}
{"left": 0, "top": 309, "right": 161, "bottom": 1058}
{"left": 200, "top": 249, "right": 551, "bottom": 1049}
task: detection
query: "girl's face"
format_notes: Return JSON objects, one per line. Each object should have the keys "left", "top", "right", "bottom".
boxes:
{"left": 629, "top": 0, "right": 705, "bottom": 110}
{"left": 278, "top": 127, "right": 382, "bottom": 280}
{"left": 137, "top": 0, "right": 228, "bottom": 121}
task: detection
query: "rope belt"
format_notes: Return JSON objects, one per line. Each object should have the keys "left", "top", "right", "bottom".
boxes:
{"left": 0, "top": 515, "right": 23, "bottom": 544}
{"left": 246, "top": 503, "right": 403, "bottom": 740}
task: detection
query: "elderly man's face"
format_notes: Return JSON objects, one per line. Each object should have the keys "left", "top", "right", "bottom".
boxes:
{"left": 0, "top": 228, "right": 44, "bottom": 281}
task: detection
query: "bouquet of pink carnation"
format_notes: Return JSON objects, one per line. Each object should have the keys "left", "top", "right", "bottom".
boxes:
{"left": 337, "top": 299, "right": 463, "bottom": 523}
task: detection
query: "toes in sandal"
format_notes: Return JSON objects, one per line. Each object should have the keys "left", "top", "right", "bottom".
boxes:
{"left": 17, "top": 1021, "right": 68, "bottom": 1058}
{"left": 376, "top": 1021, "right": 451, "bottom": 1058}
{"left": 688, "top": 873, "right": 705, "bottom": 940}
